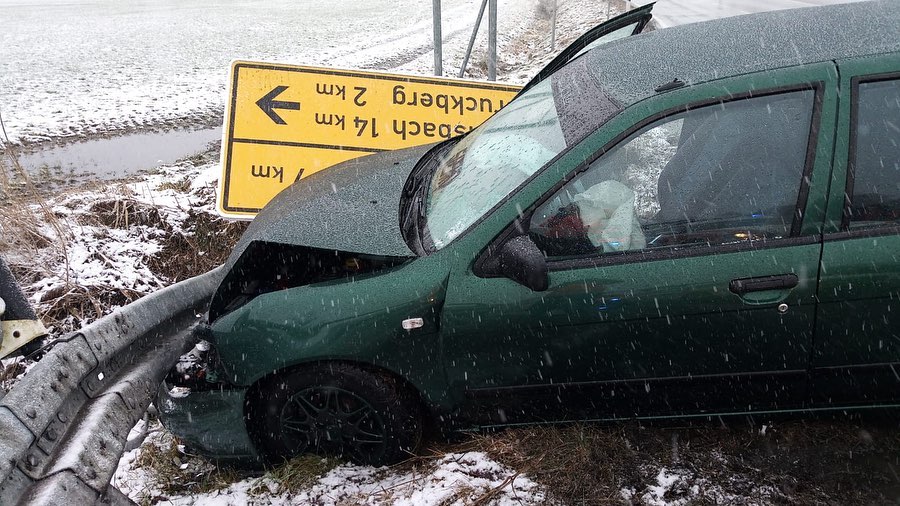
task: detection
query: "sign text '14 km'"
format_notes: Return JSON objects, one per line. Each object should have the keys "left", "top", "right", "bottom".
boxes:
{"left": 217, "top": 61, "right": 521, "bottom": 218}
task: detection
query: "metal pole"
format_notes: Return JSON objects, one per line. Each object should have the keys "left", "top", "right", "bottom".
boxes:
{"left": 488, "top": 0, "right": 497, "bottom": 81}
{"left": 459, "top": 0, "right": 489, "bottom": 78}
{"left": 550, "top": 0, "right": 558, "bottom": 51}
{"left": 433, "top": 0, "right": 442, "bottom": 76}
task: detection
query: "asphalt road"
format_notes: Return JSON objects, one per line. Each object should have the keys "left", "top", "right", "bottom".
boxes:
{"left": 631, "top": 0, "right": 868, "bottom": 27}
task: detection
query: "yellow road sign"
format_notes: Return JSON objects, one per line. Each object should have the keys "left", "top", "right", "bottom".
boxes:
{"left": 217, "top": 61, "right": 521, "bottom": 218}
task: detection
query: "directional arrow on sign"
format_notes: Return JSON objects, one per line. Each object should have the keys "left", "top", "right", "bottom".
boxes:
{"left": 256, "top": 85, "right": 301, "bottom": 125}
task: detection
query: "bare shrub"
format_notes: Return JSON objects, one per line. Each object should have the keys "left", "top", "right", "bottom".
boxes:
{"left": 148, "top": 210, "right": 247, "bottom": 283}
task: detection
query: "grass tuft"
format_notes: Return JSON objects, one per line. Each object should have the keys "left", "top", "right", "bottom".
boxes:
{"left": 265, "top": 454, "right": 342, "bottom": 493}
{"left": 147, "top": 209, "right": 247, "bottom": 282}
{"left": 134, "top": 436, "right": 242, "bottom": 497}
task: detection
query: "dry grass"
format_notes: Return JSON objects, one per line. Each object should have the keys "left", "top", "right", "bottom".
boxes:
{"left": 87, "top": 197, "right": 169, "bottom": 230}
{"left": 0, "top": 359, "right": 28, "bottom": 393}
{"left": 0, "top": 131, "right": 242, "bottom": 332}
{"left": 147, "top": 209, "right": 247, "bottom": 282}
{"left": 0, "top": 143, "right": 71, "bottom": 280}
{"left": 263, "top": 454, "right": 342, "bottom": 494}
{"left": 134, "top": 440, "right": 342, "bottom": 502}
{"left": 125, "top": 416, "right": 900, "bottom": 504}
{"left": 0, "top": 174, "right": 68, "bottom": 276}
{"left": 1, "top": 112, "right": 75, "bottom": 325}
{"left": 37, "top": 283, "right": 144, "bottom": 331}
{"left": 474, "top": 424, "right": 645, "bottom": 504}
{"left": 475, "top": 418, "right": 900, "bottom": 505}
{"left": 134, "top": 435, "right": 243, "bottom": 500}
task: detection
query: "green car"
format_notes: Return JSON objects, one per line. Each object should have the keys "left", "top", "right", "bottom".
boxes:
{"left": 158, "top": 1, "right": 900, "bottom": 466}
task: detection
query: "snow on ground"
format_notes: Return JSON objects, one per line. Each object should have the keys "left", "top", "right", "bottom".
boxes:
{"left": 19, "top": 158, "right": 219, "bottom": 314}
{"left": 113, "top": 424, "right": 546, "bottom": 506}
{"left": 0, "top": 0, "right": 618, "bottom": 146}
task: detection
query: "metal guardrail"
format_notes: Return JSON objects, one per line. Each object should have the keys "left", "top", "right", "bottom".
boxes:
{"left": 0, "top": 267, "right": 223, "bottom": 506}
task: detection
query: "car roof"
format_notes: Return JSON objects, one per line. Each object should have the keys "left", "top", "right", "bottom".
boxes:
{"left": 587, "top": 0, "right": 900, "bottom": 107}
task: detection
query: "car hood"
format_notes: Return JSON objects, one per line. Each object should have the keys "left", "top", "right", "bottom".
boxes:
{"left": 225, "top": 144, "right": 433, "bottom": 267}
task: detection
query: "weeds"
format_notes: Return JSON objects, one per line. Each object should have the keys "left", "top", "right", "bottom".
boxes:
{"left": 0, "top": 109, "right": 71, "bottom": 285}
{"left": 148, "top": 209, "right": 247, "bottom": 282}
{"left": 264, "top": 454, "right": 342, "bottom": 494}
{"left": 156, "top": 177, "right": 192, "bottom": 193}
{"left": 133, "top": 435, "right": 242, "bottom": 498}
{"left": 38, "top": 283, "right": 144, "bottom": 331}
{"left": 88, "top": 197, "right": 168, "bottom": 230}
{"left": 478, "top": 419, "right": 900, "bottom": 505}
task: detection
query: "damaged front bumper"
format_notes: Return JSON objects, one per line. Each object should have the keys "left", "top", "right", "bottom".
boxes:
{"left": 156, "top": 335, "right": 260, "bottom": 462}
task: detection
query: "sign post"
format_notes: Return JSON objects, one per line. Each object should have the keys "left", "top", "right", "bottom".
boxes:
{"left": 217, "top": 61, "right": 520, "bottom": 219}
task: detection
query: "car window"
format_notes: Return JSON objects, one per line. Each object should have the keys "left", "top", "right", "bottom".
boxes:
{"left": 529, "top": 90, "right": 816, "bottom": 259}
{"left": 423, "top": 58, "right": 621, "bottom": 251}
{"left": 848, "top": 78, "right": 900, "bottom": 229}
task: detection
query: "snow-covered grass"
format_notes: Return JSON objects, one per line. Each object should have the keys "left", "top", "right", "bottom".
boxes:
{"left": 112, "top": 422, "right": 545, "bottom": 506}
{"left": 3, "top": 156, "right": 221, "bottom": 331}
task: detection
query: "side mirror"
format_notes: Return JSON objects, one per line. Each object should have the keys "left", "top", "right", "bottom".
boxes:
{"left": 498, "top": 235, "right": 549, "bottom": 292}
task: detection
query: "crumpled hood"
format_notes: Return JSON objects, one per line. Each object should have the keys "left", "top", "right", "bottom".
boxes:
{"left": 225, "top": 144, "right": 433, "bottom": 267}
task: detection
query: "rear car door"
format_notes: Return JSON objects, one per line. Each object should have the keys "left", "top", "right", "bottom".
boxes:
{"left": 813, "top": 54, "right": 900, "bottom": 406}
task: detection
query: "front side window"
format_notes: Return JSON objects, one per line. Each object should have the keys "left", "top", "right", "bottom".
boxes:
{"left": 423, "top": 59, "right": 621, "bottom": 250}
{"left": 848, "top": 78, "right": 900, "bottom": 229}
{"left": 530, "top": 90, "right": 816, "bottom": 258}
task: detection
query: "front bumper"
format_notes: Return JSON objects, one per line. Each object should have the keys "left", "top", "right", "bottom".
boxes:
{"left": 156, "top": 381, "right": 260, "bottom": 462}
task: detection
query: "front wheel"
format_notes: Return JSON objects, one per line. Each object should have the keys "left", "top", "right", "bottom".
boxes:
{"left": 252, "top": 363, "right": 423, "bottom": 466}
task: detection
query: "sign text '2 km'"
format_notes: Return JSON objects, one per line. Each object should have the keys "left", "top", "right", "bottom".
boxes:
{"left": 217, "top": 61, "right": 521, "bottom": 218}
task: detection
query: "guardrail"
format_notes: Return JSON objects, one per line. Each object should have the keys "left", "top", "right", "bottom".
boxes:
{"left": 0, "top": 267, "right": 223, "bottom": 506}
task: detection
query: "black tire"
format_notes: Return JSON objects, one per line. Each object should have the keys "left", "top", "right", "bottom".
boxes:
{"left": 252, "top": 363, "right": 423, "bottom": 466}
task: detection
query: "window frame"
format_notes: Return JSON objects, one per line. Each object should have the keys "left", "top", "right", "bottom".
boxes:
{"left": 474, "top": 83, "right": 825, "bottom": 275}
{"left": 840, "top": 71, "right": 900, "bottom": 233}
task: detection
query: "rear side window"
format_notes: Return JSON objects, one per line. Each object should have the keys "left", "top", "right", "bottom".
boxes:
{"left": 848, "top": 78, "right": 900, "bottom": 229}
{"left": 530, "top": 90, "right": 816, "bottom": 259}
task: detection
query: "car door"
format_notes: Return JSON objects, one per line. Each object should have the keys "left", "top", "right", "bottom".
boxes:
{"left": 812, "top": 53, "right": 900, "bottom": 406}
{"left": 516, "top": 3, "right": 653, "bottom": 97}
{"left": 441, "top": 64, "right": 838, "bottom": 426}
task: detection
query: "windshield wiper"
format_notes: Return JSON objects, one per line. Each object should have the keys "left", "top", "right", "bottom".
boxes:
{"left": 400, "top": 139, "right": 458, "bottom": 255}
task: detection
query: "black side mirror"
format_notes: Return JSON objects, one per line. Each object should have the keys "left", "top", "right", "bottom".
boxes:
{"left": 498, "top": 235, "right": 549, "bottom": 292}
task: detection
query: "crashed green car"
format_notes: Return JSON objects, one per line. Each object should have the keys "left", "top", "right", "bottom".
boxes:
{"left": 158, "top": 1, "right": 900, "bottom": 465}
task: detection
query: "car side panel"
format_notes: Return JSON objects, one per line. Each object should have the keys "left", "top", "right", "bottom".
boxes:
{"left": 210, "top": 257, "right": 455, "bottom": 411}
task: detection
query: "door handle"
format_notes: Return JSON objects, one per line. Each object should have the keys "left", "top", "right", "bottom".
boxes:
{"left": 729, "top": 274, "right": 799, "bottom": 295}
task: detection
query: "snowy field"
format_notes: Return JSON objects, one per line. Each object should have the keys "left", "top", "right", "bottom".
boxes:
{"left": 0, "top": 0, "right": 578, "bottom": 146}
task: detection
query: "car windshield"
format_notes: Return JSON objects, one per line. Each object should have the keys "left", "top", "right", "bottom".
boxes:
{"left": 422, "top": 60, "right": 621, "bottom": 250}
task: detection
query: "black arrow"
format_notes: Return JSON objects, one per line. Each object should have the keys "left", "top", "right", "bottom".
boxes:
{"left": 256, "top": 85, "right": 301, "bottom": 125}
